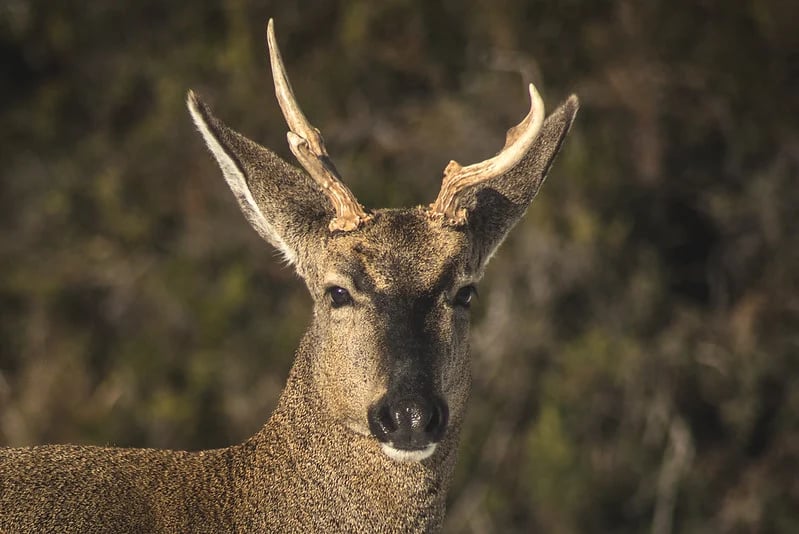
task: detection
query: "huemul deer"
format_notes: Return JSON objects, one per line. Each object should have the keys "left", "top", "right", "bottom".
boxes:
{"left": 0, "top": 19, "right": 578, "bottom": 533}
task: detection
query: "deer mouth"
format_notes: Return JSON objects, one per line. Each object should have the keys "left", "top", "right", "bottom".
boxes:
{"left": 380, "top": 442, "right": 437, "bottom": 462}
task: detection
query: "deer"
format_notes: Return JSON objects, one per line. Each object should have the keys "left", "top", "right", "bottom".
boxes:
{"left": 0, "top": 19, "right": 578, "bottom": 533}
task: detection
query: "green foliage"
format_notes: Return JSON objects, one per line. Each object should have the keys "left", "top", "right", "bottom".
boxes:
{"left": 1, "top": 0, "right": 797, "bottom": 532}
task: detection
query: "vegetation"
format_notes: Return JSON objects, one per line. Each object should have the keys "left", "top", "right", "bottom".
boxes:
{"left": 1, "top": 1, "right": 796, "bottom": 532}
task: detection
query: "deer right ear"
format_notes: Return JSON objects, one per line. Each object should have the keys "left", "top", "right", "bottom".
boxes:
{"left": 428, "top": 93, "right": 578, "bottom": 268}
{"left": 187, "top": 91, "right": 331, "bottom": 270}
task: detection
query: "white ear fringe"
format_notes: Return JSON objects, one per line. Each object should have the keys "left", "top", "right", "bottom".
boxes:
{"left": 187, "top": 92, "right": 297, "bottom": 265}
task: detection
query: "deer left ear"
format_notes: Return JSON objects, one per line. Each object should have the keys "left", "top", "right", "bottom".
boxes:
{"left": 465, "top": 95, "right": 579, "bottom": 267}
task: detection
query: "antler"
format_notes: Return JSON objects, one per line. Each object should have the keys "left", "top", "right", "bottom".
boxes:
{"left": 429, "top": 83, "right": 546, "bottom": 225}
{"left": 267, "top": 19, "right": 371, "bottom": 232}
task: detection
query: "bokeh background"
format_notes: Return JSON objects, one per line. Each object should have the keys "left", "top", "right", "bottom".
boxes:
{"left": 1, "top": 1, "right": 797, "bottom": 532}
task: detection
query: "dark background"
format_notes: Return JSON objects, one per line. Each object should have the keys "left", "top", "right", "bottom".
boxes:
{"left": 1, "top": 1, "right": 797, "bottom": 532}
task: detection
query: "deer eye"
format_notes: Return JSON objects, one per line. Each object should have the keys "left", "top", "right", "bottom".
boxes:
{"left": 327, "top": 286, "right": 353, "bottom": 308}
{"left": 453, "top": 285, "right": 477, "bottom": 308}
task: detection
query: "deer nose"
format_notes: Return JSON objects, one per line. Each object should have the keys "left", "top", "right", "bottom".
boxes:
{"left": 368, "top": 395, "right": 449, "bottom": 450}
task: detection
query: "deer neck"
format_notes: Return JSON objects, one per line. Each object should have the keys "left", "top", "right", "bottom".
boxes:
{"left": 238, "top": 330, "right": 462, "bottom": 531}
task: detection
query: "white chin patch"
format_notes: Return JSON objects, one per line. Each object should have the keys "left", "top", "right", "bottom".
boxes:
{"left": 380, "top": 442, "right": 437, "bottom": 462}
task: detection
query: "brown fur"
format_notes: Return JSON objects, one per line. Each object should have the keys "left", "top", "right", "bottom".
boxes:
{"left": 0, "top": 63, "right": 577, "bottom": 532}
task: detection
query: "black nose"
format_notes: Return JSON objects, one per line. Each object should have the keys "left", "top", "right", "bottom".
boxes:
{"left": 368, "top": 395, "right": 449, "bottom": 450}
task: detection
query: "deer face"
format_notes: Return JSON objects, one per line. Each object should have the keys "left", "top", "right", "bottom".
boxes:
{"left": 188, "top": 20, "right": 577, "bottom": 464}
{"left": 305, "top": 210, "right": 477, "bottom": 461}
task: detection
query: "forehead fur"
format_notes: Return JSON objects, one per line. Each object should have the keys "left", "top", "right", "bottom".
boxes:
{"left": 324, "top": 208, "right": 471, "bottom": 292}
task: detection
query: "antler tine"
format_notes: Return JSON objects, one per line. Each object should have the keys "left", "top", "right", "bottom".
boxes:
{"left": 429, "top": 83, "right": 546, "bottom": 225}
{"left": 266, "top": 19, "right": 371, "bottom": 232}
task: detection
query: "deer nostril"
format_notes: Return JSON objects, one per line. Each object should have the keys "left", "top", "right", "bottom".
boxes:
{"left": 368, "top": 402, "right": 398, "bottom": 441}
{"left": 425, "top": 403, "right": 441, "bottom": 433}
{"left": 378, "top": 405, "right": 397, "bottom": 434}
{"left": 425, "top": 398, "right": 448, "bottom": 440}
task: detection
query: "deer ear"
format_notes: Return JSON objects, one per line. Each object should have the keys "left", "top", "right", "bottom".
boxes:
{"left": 465, "top": 95, "right": 579, "bottom": 267}
{"left": 187, "top": 91, "right": 331, "bottom": 270}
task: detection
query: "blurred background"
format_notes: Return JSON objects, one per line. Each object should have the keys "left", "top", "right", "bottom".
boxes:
{"left": 1, "top": 1, "right": 797, "bottom": 532}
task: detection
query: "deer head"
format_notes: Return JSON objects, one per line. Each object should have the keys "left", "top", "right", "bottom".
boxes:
{"left": 187, "top": 20, "right": 578, "bottom": 462}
